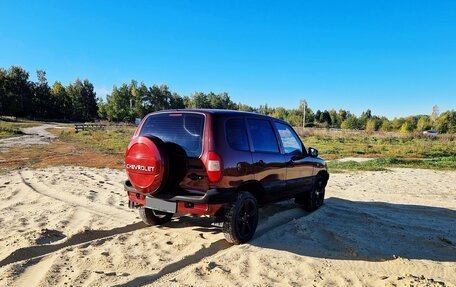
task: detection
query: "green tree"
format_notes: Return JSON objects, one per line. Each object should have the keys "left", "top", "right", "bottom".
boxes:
{"left": 341, "top": 116, "right": 359, "bottom": 129}
{"left": 305, "top": 107, "right": 315, "bottom": 125}
{"left": 182, "top": 96, "right": 192, "bottom": 108}
{"left": 314, "top": 110, "right": 321, "bottom": 123}
{"left": 32, "top": 70, "right": 51, "bottom": 118}
{"left": 106, "top": 84, "right": 131, "bottom": 121}
{"left": 416, "top": 115, "right": 431, "bottom": 131}
{"left": 400, "top": 122, "right": 414, "bottom": 133}
{"left": 51, "top": 81, "right": 70, "bottom": 119}
{"left": 3, "top": 66, "right": 33, "bottom": 117}
{"left": 380, "top": 119, "right": 392, "bottom": 132}
{"left": 66, "top": 79, "right": 97, "bottom": 121}
{"left": 338, "top": 109, "right": 348, "bottom": 123}
{"left": 97, "top": 97, "right": 108, "bottom": 119}
{"left": 238, "top": 103, "right": 254, "bottom": 112}
{"left": 190, "top": 92, "right": 209, "bottom": 108}
{"left": 273, "top": 107, "right": 288, "bottom": 120}
{"left": 320, "top": 110, "right": 332, "bottom": 127}
{"left": 329, "top": 110, "right": 339, "bottom": 128}
{"left": 391, "top": 118, "right": 405, "bottom": 131}
{"left": 359, "top": 109, "right": 372, "bottom": 129}
{"left": 365, "top": 118, "right": 381, "bottom": 133}
{"left": 169, "top": 92, "right": 185, "bottom": 109}
{"left": 435, "top": 110, "right": 456, "bottom": 134}
{"left": 0, "top": 68, "right": 6, "bottom": 115}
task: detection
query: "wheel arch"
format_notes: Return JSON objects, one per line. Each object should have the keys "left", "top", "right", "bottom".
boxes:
{"left": 235, "top": 180, "right": 265, "bottom": 204}
{"left": 316, "top": 170, "right": 329, "bottom": 186}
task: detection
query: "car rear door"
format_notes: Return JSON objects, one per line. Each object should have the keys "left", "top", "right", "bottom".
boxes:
{"left": 274, "top": 122, "right": 314, "bottom": 196}
{"left": 246, "top": 118, "right": 286, "bottom": 202}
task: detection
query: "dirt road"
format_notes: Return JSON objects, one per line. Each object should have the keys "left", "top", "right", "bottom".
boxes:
{"left": 0, "top": 124, "right": 57, "bottom": 152}
{"left": 0, "top": 167, "right": 455, "bottom": 286}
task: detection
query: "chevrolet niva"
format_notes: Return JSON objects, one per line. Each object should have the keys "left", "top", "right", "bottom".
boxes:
{"left": 124, "top": 109, "right": 329, "bottom": 244}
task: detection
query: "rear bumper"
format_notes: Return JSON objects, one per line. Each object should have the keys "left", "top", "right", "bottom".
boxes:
{"left": 124, "top": 180, "right": 235, "bottom": 215}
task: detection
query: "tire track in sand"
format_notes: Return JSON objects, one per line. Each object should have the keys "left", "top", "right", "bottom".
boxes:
{"left": 0, "top": 222, "right": 145, "bottom": 267}
{"left": 118, "top": 203, "right": 309, "bottom": 286}
{"left": 19, "top": 171, "right": 131, "bottom": 224}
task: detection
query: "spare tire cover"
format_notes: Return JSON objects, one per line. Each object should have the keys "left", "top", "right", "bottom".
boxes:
{"left": 125, "top": 136, "right": 168, "bottom": 194}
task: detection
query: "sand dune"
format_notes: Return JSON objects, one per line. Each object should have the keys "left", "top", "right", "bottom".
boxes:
{"left": 0, "top": 167, "right": 455, "bottom": 286}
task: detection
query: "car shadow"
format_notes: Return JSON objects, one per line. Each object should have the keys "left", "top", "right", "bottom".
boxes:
{"left": 250, "top": 197, "right": 456, "bottom": 262}
{"left": 157, "top": 197, "right": 455, "bottom": 262}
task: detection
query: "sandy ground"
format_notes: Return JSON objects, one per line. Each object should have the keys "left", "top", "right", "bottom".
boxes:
{"left": 0, "top": 124, "right": 57, "bottom": 152}
{"left": 0, "top": 167, "right": 454, "bottom": 287}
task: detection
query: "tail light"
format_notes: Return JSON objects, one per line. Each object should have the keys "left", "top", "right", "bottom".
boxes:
{"left": 206, "top": 151, "right": 222, "bottom": 183}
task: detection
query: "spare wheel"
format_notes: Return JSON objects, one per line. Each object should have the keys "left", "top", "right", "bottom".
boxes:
{"left": 125, "top": 136, "right": 168, "bottom": 194}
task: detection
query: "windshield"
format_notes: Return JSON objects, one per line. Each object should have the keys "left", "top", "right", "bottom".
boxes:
{"left": 139, "top": 113, "right": 204, "bottom": 157}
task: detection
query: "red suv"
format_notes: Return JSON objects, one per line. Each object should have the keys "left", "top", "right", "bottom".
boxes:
{"left": 124, "top": 109, "right": 329, "bottom": 244}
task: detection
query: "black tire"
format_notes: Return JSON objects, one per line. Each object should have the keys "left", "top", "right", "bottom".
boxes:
{"left": 139, "top": 207, "right": 173, "bottom": 225}
{"left": 223, "top": 192, "right": 259, "bottom": 244}
{"left": 295, "top": 174, "right": 326, "bottom": 212}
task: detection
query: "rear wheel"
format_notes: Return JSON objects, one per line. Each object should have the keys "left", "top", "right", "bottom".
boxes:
{"left": 139, "top": 207, "right": 173, "bottom": 225}
{"left": 223, "top": 192, "right": 258, "bottom": 244}
{"left": 296, "top": 174, "right": 326, "bottom": 211}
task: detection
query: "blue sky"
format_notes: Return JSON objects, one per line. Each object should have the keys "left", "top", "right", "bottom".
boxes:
{"left": 0, "top": 1, "right": 455, "bottom": 118}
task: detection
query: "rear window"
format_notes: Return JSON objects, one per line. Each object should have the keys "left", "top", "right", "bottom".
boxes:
{"left": 140, "top": 113, "right": 204, "bottom": 157}
{"left": 226, "top": 118, "right": 249, "bottom": 151}
{"left": 247, "top": 119, "right": 279, "bottom": 153}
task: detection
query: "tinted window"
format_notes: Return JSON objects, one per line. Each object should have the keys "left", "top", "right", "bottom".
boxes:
{"left": 140, "top": 113, "right": 204, "bottom": 157}
{"left": 247, "top": 119, "right": 279, "bottom": 153}
{"left": 275, "top": 123, "right": 302, "bottom": 154}
{"left": 226, "top": 118, "right": 249, "bottom": 151}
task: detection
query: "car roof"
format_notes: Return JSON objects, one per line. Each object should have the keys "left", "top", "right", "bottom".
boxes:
{"left": 149, "top": 109, "right": 289, "bottom": 124}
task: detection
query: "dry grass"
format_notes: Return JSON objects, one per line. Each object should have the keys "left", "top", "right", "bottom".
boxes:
{"left": 2, "top": 123, "right": 455, "bottom": 173}
{"left": 0, "top": 120, "right": 40, "bottom": 138}
{"left": 0, "top": 127, "right": 128, "bottom": 172}
{"left": 296, "top": 128, "right": 456, "bottom": 160}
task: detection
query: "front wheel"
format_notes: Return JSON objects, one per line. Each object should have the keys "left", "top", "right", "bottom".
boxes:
{"left": 223, "top": 192, "right": 259, "bottom": 244}
{"left": 139, "top": 207, "right": 173, "bottom": 225}
{"left": 296, "top": 175, "right": 326, "bottom": 211}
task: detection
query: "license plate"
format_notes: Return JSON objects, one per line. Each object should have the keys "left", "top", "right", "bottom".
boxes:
{"left": 145, "top": 197, "right": 177, "bottom": 213}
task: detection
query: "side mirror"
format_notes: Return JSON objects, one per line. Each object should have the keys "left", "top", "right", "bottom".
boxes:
{"left": 308, "top": 147, "right": 318, "bottom": 158}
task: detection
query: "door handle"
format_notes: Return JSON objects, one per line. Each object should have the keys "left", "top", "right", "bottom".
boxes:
{"left": 257, "top": 160, "right": 266, "bottom": 167}
{"left": 287, "top": 160, "right": 294, "bottom": 167}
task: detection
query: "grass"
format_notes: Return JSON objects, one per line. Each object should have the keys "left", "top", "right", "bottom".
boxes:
{"left": 0, "top": 120, "right": 40, "bottom": 138}
{"left": 56, "top": 127, "right": 135, "bottom": 154}
{"left": 48, "top": 126, "right": 456, "bottom": 172}
{"left": 298, "top": 128, "right": 456, "bottom": 160}
{"left": 0, "top": 125, "right": 134, "bottom": 172}
{"left": 2, "top": 122, "right": 456, "bottom": 173}
{"left": 0, "top": 128, "right": 132, "bottom": 172}
{"left": 329, "top": 157, "right": 456, "bottom": 172}
{"left": 298, "top": 128, "right": 456, "bottom": 172}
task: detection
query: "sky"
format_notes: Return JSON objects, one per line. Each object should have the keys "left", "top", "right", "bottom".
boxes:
{"left": 0, "top": 0, "right": 455, "bottom": 118}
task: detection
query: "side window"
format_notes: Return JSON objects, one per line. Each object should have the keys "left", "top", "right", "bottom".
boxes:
{"left": 247, "top": 119, "right": 279, "bottom": 153}
{"left": 226, "top": 118, "right": 249, "bottom": 151}
{"left": 275, "top": 123, "right": 303, "bottom": 155}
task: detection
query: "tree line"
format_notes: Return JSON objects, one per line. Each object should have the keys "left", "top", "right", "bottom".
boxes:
{"left": 1, "top": 65, "right": 455, "bottom": 133}
{"left": 0, "top": 66, "right": 97, "bottom": 121}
